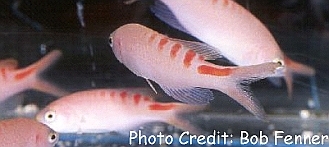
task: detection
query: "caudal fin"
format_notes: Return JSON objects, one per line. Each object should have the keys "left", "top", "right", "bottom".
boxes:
{"left": 220, "top": 62, "right": 281, "bottom": 121}
{"left": 26, "top": 50, "right": 68, "bottom": 97}
{"left": 284, "top": 56, "right": 315, "bottom": 98}
{"left": 30, "top": 50, "right": 63, "bottom": 75}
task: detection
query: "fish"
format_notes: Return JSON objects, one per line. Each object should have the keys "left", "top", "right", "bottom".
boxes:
{"left": 109, "top": 23, "right": 281, "bottom": 120}
{"left": 0, "top": 117, "right": 59, "bottom": 147}
{"left": 0, "top": 50, "right": 68, "bottom": 103}
{"left": 150, "top": 0, "right": 316, "bottom": 98}
{"left": 36, "top": 88, "right": 205, "bottom": 134}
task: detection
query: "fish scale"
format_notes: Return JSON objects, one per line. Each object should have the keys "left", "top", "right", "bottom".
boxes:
{"left": 110, "top": 23, "right": 281, "bottom": 120}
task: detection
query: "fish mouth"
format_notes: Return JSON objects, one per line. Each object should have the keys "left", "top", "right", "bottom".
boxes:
{"left": 36, "top": 112, "right": 45, "bottom": 123}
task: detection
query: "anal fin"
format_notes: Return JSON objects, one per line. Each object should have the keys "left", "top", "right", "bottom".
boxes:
{"left": 160, "top": 85, "right": 214, "bottom": 105}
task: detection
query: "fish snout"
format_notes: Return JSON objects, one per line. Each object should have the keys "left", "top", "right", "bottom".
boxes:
{"left": 36, "top": 109, "right": 57, "bottom": 125}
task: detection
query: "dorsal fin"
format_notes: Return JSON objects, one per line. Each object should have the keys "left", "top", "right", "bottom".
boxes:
{"left": 151, "top": 0, "right": 191, "bottom": 34}
{"left": 170, "top": 38, "right": 221, "bottom": 60}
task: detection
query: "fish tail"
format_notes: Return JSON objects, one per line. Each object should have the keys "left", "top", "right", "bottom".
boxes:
{"left": 231, "top": 62, "right": 282, "bottom": 82}
{"left": 30, "top": 50, "right": 63, "bottom": 75}
{"left": 284, "top": 56, "right": 316, "bottom": 98}
{"left": 213, "top": 62, "right": 280, "bottom": 120}
{"left": 26, "top": 50, "right": 68, "bottom": 97}
{"left": 32, "top": 78, "right": 69, "bottom": 97}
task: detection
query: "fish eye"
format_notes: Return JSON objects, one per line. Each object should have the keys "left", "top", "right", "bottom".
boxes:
{"left": 44, "top": 111, "right": 56, "bottom": 123}
{"left": 48, "top": 132, "right": 59, "bottom": 144}
{"left": 108, "top": 36, "right": 113, "bottom": 47}
{"left": 273, "top": 58, "right": 284, "bottom": 66}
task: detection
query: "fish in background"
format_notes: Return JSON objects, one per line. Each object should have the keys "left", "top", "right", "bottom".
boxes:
{"left": 150, "top": 0, "right": 316, "bottom": 100}
{"left": 109, "top": 23, "right": 281, "bottom": 120}
{"left": 36, "top": 88, "right": 205, "bottom": 134}
{"left": 0, "top": 50, "right": 68, "bottom": 103}
{"left": 0, "top": 117, "right": 59, "bottom": 147}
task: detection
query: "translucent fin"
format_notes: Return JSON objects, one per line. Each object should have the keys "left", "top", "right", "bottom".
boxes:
{"left": 160, "top": 85, "right": 214, "bottom": 105}
{"left": 150, "top": 0, "right": 190, "bottom": 34}
{"left": 310, "top": 76, "right": 320, "bottom": 110}
{"left": 30, "top": 50, "right": 63, "bottom": 74}
{"left": 225, "top": 83, "right": 268, "bottom": 121}
{"left": 284, "top": 69, "right": 294, "bottom": 99}
{"left": 267, "top": 77, "right": 283, "bottom": 87}
{"left": 284, "top": 56, "right": 316, "bottom": 99}
{"left": 227, "top": 62, "right": 281, "bottom": 120}
{"left": 169, "top": 38, "right": 222, "bottom": 60}
{"left": 123, "top": 0, "right": 139, "bottom": 5}
{"left": 146, "top": 79, "right": 158, "bottom": 94}
{"left": 0, "top": 58, "right": 18, "bottom": 70}
{"left": 32, "top": 78, "right": 69, "bottom": 97}
{"left": 29, "top": 50, "right": 68, "bottom": 97}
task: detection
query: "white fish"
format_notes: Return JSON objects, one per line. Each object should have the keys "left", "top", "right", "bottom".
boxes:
{"left": 36, "top": 88, "right": 205, "bottom": 134}
{"left": 151, "top": 0, "right": 315, "bottom": 97}
{"left": 0, "top": 117, "right": 58, "bottom": 147}
{"left": 0, "top": 50, "right": 68, "bottom": 103}
{"left": 109, "top": 23, "right": 281, "bottom": 120}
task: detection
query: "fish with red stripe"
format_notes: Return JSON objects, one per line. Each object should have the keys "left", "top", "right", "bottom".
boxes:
{"left": 36, "top": 88, "right": 205, "bottom": 134}
{"left": 109, "top": 23, "right": 282, "bottom": 120}
{"left": 0, "top": 50, "right": 68, "bottom": 103}
{"left": 150, "top": 0, "right": 316, "bottom": 99}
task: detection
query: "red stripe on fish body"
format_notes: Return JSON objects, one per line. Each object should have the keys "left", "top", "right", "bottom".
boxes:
{"left": 158, "top": 37, "right": 169, "bottom": 51}
{"left": 14, "top": 67, "right": 36, "bottom": 81}
{"left": 133, "top": 94, "right": 142, "bottom": 105}
{"left": 120, "top": 91, "right": 128, "bottom": 103}
{"left": 197, "top": 65, "right": 233, "bottom": 76}
{"left": 149, "top": 103, "right": 176, "bottom": 111}
{"left": 183, "top": 50, "right": 197, "bottom": 68}
{"left": 1, "top": 68, "right": 7, "bottom": 81}
{"left": 170, "top": 43, "right": 182, "bottom": 59}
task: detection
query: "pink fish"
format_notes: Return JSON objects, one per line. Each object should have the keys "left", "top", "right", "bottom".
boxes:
{"left": 0, "top": 50, "right": 68, "bottom": 103}
{"left": 151, "top": 0, "right": 315, "bottom": 97}
{"left": 109, "top": 23, "right": 281, "bottom": 119}
{"left": 0, "top": 117, "right": 59, "bottom": 147}
{"left": 36, "top": 88, "right": 205, "bottom": 134}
